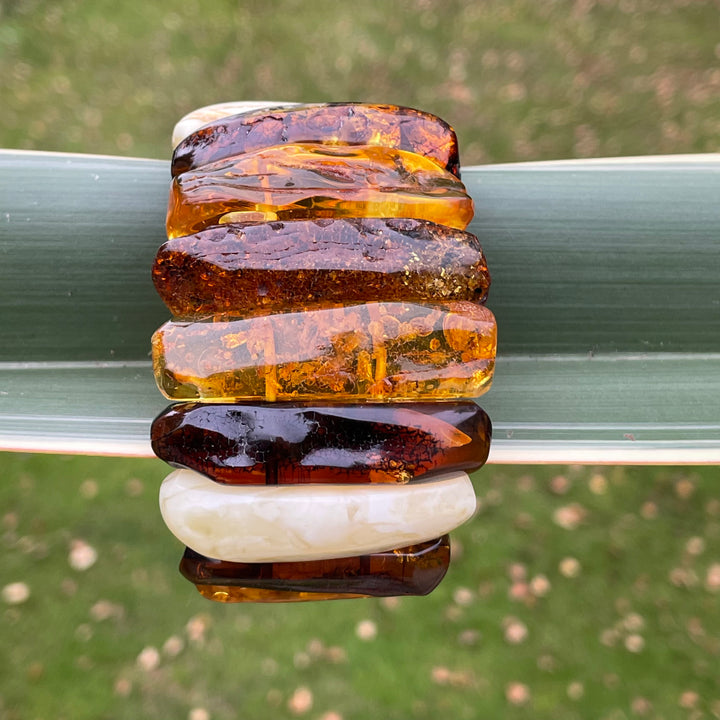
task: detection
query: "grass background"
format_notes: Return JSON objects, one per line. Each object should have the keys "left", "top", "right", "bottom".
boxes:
{"left": 1, "top": 0, "right": 719, "bottom": 718}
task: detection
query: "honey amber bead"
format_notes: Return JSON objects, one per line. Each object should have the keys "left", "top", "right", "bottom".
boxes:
{"left": 153, "top": 218, "right": 490, "bottom": 318}
{"left": 166, "top": 144, "right": 473, "bottom": 239}
{"left": 180, "top": 535, "right": 450, "bottom": 600}
{"left": 151, "top": 402, "right": 491, "bottom": 484}
{"left": 171, "top": 102, "right": 460, "bottom": 178}
{"left": 151, "top": 301, "right": 496, "bottom": 402}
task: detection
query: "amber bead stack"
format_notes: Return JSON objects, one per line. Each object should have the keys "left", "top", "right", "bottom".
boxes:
{"left": 151, "top": 102, "right": 496, "bottom": 602}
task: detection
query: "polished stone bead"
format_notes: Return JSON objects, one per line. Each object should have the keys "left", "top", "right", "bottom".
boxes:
{"left": 171, "top": 101, "right": 300, "bottom": 149}
{"left": 180, "top": 536, "right": 450, "bottom": 601}
{"left": 153, "top": 218, "right": 490, "bottom": 318}
{"left": 158, "top": 468, "right": 476, "bottom": 563}
{"left": 166, "top": 143, "right": 473, "bottom": 239}
{"left": 151, "top": 301, "right": 496, "bottom": 402}
{"left": 151, "top": 402, "right": 491, "bottom": 484}
{"left": 171, "top": 102, "right": 460, "bottom": 178}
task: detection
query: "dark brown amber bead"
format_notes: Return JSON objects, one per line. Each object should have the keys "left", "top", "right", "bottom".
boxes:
{"left": 151, "top": 301, "right": 496, "bottom": 402}
{"left": 151, "top": 402, "right": 491, "bottom": 484}
{"left": 153, "top": 218, "right": 491, "bottom": 318}
{"left": 180, "top": 535, "right": 450, "bottom": 601}
{"left": 166, "top": 143, "right": 473, "bottom": 239}
{"left": 172, "top": 102, "right": 460, "bottom": 178}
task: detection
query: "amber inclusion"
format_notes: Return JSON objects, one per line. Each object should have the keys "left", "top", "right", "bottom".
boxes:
{"left": 151, "top": 402, "right": 491, "bottom": 484}
{"left": 154, "top": 218, "right": 490, "bottom": 317}
{"left": 180, "top": 535, "right": 450, "bottom": 602}
{"left": 171, "top": 102, "right": 460, "bottom": 178}
{"left": 151, "top": 301, "right": 496, "bottom": 402}
{"left": 166, "top": 144, "right": 473, "bottom": 238}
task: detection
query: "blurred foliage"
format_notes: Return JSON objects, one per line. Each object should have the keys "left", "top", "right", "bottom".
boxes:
{"left": 0, "top": 0, "right": 718, "bottom": 163}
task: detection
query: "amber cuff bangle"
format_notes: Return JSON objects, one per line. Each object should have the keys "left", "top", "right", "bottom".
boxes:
{"left": 151, "top": 101, "right": 495, "bottom": 602}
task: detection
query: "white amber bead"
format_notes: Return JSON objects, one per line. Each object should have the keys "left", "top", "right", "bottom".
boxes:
{"left": 171, "top": 101, "right": 300, "bottom": 148}
{"left": 159, "top": 469, "right": 477, "bottom": 563}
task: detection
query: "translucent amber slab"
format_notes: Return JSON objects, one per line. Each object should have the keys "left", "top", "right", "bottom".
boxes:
{"left": 166, "top": 144, "right": 473, "bottom": 239}
{"left": 180, "top": 536, "right": 450, "bottom": 600}
{"left": 153, "top": 218, "right": 490, "bottom": 317}
{"left": 151, "top": 301, "right": 496, "bottom": 401}
{"left": 159, "top": 469, "right": 476, "bottom": 562}
{"left": 151, "top": 402, "right": 491, "bottom": 484}
{"left": 171, "top": 102, "right": 460, "bottom": 178}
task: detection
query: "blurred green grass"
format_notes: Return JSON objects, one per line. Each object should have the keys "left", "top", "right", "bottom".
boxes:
{"left": 3, "top": 455, "right": 720, "bottom": 719}
{"left": 1, "top": 0, "right": 719, "bottom": 162}
{"left": 1, "top": 0, "right": 720, "bottom": 718}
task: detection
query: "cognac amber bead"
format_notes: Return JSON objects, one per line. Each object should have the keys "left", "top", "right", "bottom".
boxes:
{"left": 151, "top": 301, "right": 496, "bottom": 402}
{"left": 166, "top": 144, "right": 473, "bottom": 239}
{"left": 180, "top": 535, "right": 450, "bottom": 601}
{"left": 151, "top": 402, "right": 491, "bottom": 484}
{"left": 153, "top": 218, "right": 490, "bottom": 318}
{"left": 171, "top": 102, "right": 460, "bottom": 178}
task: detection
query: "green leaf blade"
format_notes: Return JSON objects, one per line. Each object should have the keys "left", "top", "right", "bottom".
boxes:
{"left": 1, "top": 151, "right": 718, "bottom": 462}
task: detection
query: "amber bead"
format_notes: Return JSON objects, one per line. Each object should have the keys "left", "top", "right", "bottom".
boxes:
{"left": 171, "top": 102, "right": 460, "bottom": 178}
{"left": 180, "top": 535, "right": 450, "bottom": 601}
{"left": 151, "top": 301, "right": 496, "bottom": 402}
{"left": 151, "top": 401, "right": 491, "bottom": 484}
{"left": 153, "top": 218, "right": 490, "bottom": 318}
{"left": 166, "top": 144, "right": 473, "bottom": 239}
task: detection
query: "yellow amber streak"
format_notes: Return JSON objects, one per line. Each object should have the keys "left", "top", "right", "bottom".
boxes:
{"left": 196, "top": 585, "right": 368, "bottom": 603}
{"left": 214, "top": 194, "right": 472, "bottom": 228}
{"left": 166, "top": 143, "right": 474, "bottom": 238}
{"left": 151, "top": 302, "right": 497, "bottom": 402}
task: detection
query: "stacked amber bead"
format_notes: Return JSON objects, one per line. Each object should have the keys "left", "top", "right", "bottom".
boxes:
{"left": 151, "top": 103, "right": 496, "bottom": 602}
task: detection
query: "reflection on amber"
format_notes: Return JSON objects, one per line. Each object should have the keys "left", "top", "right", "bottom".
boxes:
{"left": 152, "top": 402, "right": 491, "bottom": 484}
{"left": 171, "top": 102, "right": 460, "bottom": 178}
{"left": 152, "top": 301, "right": 496, "bottom": 402}
{"left": 153, "top": 218, "right": 490, "bottom": 317}
{"left": 195, "top": 586, "right": 367, "bottom": 602}
{"left": 182, "top": 535, "right": 450, "bottom": 601}
{"left": 166, "top": 144, "right": 473, "bottom": 238}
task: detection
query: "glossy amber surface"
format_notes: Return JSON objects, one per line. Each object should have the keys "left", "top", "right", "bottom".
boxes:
{"left": 166, "top": 143, "right": 473, "bottom": 238}
{"left": 151, "top": 402, "right": 491, "bottom": 484}
{"left": 171, "top": 102, "right": 460, "bottom": 178}
{"left": 152, "top": 301, "right": 496, "bottom": 402}
{"left": 181, "top": 535, "right": 450, "bottom": 600}
{"left": 154, "top": 218, "right": 490, "bottom": 317}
